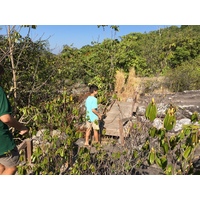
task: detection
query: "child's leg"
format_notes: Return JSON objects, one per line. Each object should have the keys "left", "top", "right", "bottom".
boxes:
{"left": 0, "top": 164, "right": 5, "bottom": 174}
{"left": 92, "top": 121, "right": 100, "bottom": 143}
{"left": 1, "top": 166, "right": 17, "bottom": 175}
{"left": 93, "top": 129, "right": 99, "bottom": 143}
{"left": 0, "top": 147, "right": 19, "bottom": 175}
{"left": 85, "top": 127, "right": 92, "bottom": 145}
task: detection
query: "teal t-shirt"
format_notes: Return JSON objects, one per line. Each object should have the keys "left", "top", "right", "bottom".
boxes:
{"left": 0, "top": 86, "right": 15, "bottom": 156}
{"left": 85, "top": 96, "right": 98, "bottom": 122}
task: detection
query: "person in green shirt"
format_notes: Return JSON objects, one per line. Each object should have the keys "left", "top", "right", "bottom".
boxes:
{"left": 0, "top": 65, "right": 29, "bottom": 175}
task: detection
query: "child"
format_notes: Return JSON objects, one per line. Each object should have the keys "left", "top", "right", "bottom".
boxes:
{"left": 0, "top": 65, "right": 29, "bottom": 175}
{"left": 85, "top": 84, "right": 102, "bottom": 146}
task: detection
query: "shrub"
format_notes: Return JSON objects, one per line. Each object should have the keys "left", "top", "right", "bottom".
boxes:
{"left": 165, "top": 56, "right": 200, "bottom": 92}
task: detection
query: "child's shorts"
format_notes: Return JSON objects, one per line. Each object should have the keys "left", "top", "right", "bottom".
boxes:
{"left": 86, "top": 120, "right": 99, "bottom": 130}
{"left": 0, "top": 146, "right": 20, "bottom": 167}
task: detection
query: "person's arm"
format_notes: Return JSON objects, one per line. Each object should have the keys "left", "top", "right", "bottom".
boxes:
{"left": 0, "top": 114, "right": 29, "bottom": 135}
{"left": 92, "top": 108, "right": 102, "bottom": 120}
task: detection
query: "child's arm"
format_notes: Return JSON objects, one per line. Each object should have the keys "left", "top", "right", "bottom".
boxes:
{"left": 92, "top": 108, "right": 102, "bottom": 120}
{"left": 0, "top": 114, "right": 29, "bottom": 135}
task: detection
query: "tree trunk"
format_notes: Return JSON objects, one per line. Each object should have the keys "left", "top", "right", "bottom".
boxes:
{"left": 7, "top": 25, "right": 17, "bottom": 110}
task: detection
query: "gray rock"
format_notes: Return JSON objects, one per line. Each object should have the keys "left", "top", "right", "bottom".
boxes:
{"left": 173, "top": 118, "right": 191, "bottom": 132}
{"left": 153, "top": 118, "right": 163, "bottom": 129}
{"left": 36, "top": 129, "right": 47, "bottom": 137}
{"left": 75, "top": 138, "right": 85, "bottom": 146}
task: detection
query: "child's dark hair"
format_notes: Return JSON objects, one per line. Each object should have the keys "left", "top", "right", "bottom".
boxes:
{"left": 89, "top": 84, "right": 98, "bottom": 93}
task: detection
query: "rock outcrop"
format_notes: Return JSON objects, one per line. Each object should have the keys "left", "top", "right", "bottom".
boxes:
{"left": 137, "top": 90, "right": 200, "bottom": 131}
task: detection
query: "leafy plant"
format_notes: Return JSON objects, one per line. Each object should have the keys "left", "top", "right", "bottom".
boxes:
{"left": 145, "top": 100, "right": 200, "bottom": 175}
{"left": 145, "top": 98, "right": 157, "bottom": 122}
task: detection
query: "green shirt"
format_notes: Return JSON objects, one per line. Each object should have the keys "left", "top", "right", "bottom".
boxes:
{"left": 0, "top": 86, "right": 15, "bottom": 156}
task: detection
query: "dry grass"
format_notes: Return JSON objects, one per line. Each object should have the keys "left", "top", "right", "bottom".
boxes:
{"left": 114, "top": 68, "right": 140, "bottom": 101}
{"left": 123, "top": 68, "right": 140, "bottom": 98}
{"left": 114, "top": 68, "right": 172, "bottom": 101}
{"left": 114, "top": 69, "right": 125, "bottom": 95}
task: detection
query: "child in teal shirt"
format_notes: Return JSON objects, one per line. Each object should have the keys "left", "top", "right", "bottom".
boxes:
{"left": 85, "top": 85, "right": 102, "bottom": 146}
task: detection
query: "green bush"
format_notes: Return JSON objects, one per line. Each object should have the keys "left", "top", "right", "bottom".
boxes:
{"left": 166, "top": 56, "right": 200, "bottom": 92}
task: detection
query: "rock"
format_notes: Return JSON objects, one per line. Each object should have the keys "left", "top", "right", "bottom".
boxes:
{"left": 75, "top": 138, "right": 85, "bottom": 146}
{"left": 173, "top": 118, "right": 191, "bottom": 132}
{"left": 153, "top": 118, "right": 163, "bottom": 129}
{"left": 136, "top": 90, "right": 200, "bottom": 133}
{"left": 36, "top": 129, "right": 47, "bottom": 137}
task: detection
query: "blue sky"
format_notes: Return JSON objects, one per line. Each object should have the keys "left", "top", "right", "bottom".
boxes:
{"left": 0, "top": 25, "right": 175, "bottom": 54}
{"left": 1, "top": 1, "right": 198, "bottom": 54}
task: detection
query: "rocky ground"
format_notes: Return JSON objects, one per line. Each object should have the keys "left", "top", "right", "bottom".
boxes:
{"left": 135, "top": 89, "right": 200, "bottom": 174}
{"left": 20, "top": 88, "right": 200, "bottom": 175}
{"left": 58, "top": 79, "right": 200, "bottom": 175}
{"left": 93, "top": 89, "right": 200, "bottom": 174}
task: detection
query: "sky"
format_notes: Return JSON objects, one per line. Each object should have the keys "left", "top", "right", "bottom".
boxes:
{"left": 0, "top": 25, "right": 175, "bottom": 54}
{"left": 1, "top": 0, "right": 198, "bottom": 55}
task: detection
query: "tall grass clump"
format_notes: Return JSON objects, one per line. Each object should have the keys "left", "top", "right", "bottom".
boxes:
{"left": 114, "top": 68, "right": 140, "bottom": 101}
